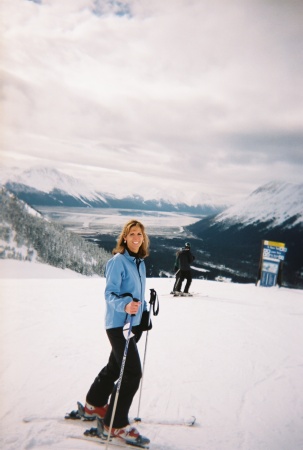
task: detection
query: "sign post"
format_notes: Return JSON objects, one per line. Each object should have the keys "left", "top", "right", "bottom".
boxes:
{"left": 256, "top": 240, "right": 287, "bottom": 287}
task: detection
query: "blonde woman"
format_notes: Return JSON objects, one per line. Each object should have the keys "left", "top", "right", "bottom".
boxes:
{"left": 84, "top": 220, "right": 150, "bottom": 446}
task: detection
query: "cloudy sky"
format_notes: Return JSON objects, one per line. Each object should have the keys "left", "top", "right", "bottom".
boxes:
{"left": 1, "top": 0, "right": 303, "bottom": 206}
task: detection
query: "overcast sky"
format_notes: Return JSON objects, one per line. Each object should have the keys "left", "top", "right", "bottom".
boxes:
{"left": 1, "top": 0, "right": 303, "bottom": 206}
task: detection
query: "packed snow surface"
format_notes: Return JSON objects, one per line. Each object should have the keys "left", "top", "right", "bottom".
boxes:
{"left": 1, "top": 260, "right": 303, "bottom": 450}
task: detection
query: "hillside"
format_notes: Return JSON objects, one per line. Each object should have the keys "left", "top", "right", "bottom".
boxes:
{"left": 187, "top": 182, "right": 303, "bottom": 288}
{"left": 0, "top": 187, "right": 110, "bottom": 276}
{"left": 215, "top": 181, "right": 303, "bottom": 227}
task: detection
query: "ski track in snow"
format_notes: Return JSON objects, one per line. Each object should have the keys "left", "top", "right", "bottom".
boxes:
{"left": 1, "top": 260, "right": 303, "bottom": 449}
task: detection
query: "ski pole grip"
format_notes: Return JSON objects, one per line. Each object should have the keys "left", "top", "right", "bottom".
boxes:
{"left": 149, "top": 289, "right": 159, "bottom": 316}
{"left": 131, "top": 298, "right": 139, "bottom": 317}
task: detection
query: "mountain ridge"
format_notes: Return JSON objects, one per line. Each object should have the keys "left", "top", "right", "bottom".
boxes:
{"left": 185, "top": 181, "right": 303, "bottom": 288}
{"left": 1, "top": 178, "right": 303, "bottom": 287}
{"left": 1, "top": 167, "right": 223, "bottom": 215}
{"left": 214, "top": 180, "right": 303, "bottom": 228}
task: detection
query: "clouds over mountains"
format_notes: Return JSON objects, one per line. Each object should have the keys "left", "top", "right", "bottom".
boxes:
{"left": 1, "top": 0, "right": 303, "bottom": 204}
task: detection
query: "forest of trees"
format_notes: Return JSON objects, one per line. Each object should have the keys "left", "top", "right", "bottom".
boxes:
{"left": 0, "top": 187, "right": 111, "bottom": 276}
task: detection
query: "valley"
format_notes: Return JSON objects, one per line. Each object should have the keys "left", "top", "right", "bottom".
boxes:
{"left": 36, "top": 206, "right": 203, "bottom": 237}
{"left": 35, "top": 206, "right": 254, "bottom": 283}
{"left": 2, "top": 175, "right": 302, "bottom": 287}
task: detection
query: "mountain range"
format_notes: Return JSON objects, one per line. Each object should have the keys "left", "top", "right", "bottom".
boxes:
{"left": 1, "top": 166, "right": 302, "bottom": 287}
{"left": 1, "top": 167, "right": 222, "bottom": 215}
{"left": 186, "top": 181, "right": 303, "bottom": 288}
{"left": 214, "top": 181, "right": 303, "bottom": 228}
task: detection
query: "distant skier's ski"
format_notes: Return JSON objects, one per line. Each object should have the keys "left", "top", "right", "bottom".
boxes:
{"left": 172, "top": 292, "right": 194, "bottom": 297}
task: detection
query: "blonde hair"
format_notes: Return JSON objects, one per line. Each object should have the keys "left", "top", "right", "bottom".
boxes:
{"left": 112, "top": 219, "right": 150, "bottom": 258}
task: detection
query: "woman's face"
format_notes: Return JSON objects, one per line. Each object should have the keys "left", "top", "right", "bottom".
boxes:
{"left": 124, "top": 225, "right": 144, "bottom": 254}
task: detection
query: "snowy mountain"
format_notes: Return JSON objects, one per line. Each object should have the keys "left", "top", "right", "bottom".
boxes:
{"left": 1, "top": 167, "right": 222, "bottom": 215}
{"left": 215, "top": 181, "right": 303, "bottom": 227}
{"left": 2, "top": 168, "right": 302, "bottom": 286}
{"left": 187, "top": 181, "right": 303, "bottom": 288}
{"left": 2, "top": 166, "right": 91, "bottom": 196}
{"left": 2, "top": 167, "right": 109, "bottom": 207}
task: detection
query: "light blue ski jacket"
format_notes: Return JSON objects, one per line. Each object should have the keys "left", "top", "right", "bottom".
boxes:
{"left": 104, "top": 250, "right": 147, "bottom": 329}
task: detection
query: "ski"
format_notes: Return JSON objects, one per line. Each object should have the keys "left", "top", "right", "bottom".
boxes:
{"left": 24, "top": 401, "right": 196, "bottom": 432}
{"left": 23, "top": 415, "right": 88, "bottom": 425}
{"left": 69, "top": 434, "right": 149, "bottom": 449}
{"left": 173, "top": 292, "right": 193, "bottom": 297}
{"left": 133, "top": 415, "right": 196, "bottom": 427}
{"left": 24, "top": 414, "right": 196, "bottom": 429}
{"left": 65, "top": 402, "right": 197, "bottom": 427}
{"left": 23, "top": 402, "right": 89, "bottom": 423}
{"left": 79, "top": 418, "right": 150, "bottom": 449}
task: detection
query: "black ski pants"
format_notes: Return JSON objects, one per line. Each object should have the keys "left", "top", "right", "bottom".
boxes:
{"left": 175, "top": 269, "right": 192, "bottom": 293}
{"left": 86, "top": 327, "right": 142, "bottom": 428}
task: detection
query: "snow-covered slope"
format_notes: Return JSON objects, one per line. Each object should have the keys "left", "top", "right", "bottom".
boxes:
{"left": 4, "top": 189, "right": 42, "bottom": 218}
{"left": 215, "top": 181, "right": 303, "bottom": 227}
{"left": 0, "top": 260, "right": 303, "bottom": 450}
{"left": 2, "top": 167, "right": 109, "bottom": 204}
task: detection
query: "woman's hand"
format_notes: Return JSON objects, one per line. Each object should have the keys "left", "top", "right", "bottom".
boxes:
{"left": 125, "top": 300, "right": 141, "bottom": 315}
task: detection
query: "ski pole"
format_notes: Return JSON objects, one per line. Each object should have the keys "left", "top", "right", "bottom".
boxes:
{"left": 135, "top": 289, "right": 159, "bottom": 422}
{"left": 105, "top": 299, "right": 138, "bottom": 450}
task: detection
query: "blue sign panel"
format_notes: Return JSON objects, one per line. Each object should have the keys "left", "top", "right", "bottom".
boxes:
{"left": 258, "top": 241, "right": 287, "bottom": 287}
{"left": 263, "top": 245, "right": 287, "bottom": 261}
{"left": 260, "top": 259, "right": 280, "bottom": 287}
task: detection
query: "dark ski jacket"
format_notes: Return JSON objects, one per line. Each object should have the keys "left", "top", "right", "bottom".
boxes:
{"left": 175, "top": 248, "right": 195, "bottom": 271}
